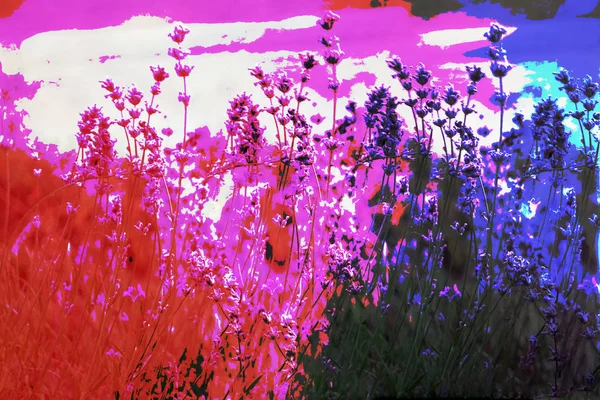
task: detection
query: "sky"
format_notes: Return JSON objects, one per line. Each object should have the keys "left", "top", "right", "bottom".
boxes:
{"left": 4, "top": 0, "right": 592, "bottom": 153}
{"left": 2, "top": 0, "right": 599, "bottom": 152}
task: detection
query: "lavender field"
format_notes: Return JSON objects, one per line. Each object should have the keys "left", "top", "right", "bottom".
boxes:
{"left": 2, "top": 1, "right": 600, "bottom": 398}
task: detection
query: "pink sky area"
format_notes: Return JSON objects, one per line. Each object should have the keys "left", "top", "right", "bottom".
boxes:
{"left": 1, "top": 0, "right": 501, "bottom": 109}
{"left": 0, "top": 0, "right": 327, "bottom": 46}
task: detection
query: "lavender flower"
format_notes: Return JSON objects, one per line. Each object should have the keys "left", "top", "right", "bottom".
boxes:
{"left": 484, "top": 24, "right": 507, "bottom": 43}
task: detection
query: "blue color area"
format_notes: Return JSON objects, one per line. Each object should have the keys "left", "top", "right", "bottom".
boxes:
{"left": 459, "top": 0, "right": 600, "bottom": 153}
{"left": 459, "top": 0, "right": 600, "bottom": 79}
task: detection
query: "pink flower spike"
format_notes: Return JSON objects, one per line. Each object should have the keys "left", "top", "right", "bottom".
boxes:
{"left": 128, "top": 127, "right": 140, "bottom": 139}
{"left": 126, "top": 86, "right": 144, "bottom": 106}
{"left": 175, "top": 63, "right": 194, "bottom": 78}
{"left": 100, "top": 78, "right": 116, "bottom": 92}
{"left": 168, "top": 47, "right": 190, "bottom": 61}
{"left": 150, "top": 83, "right": 161, "bottom": 96}
{"left": 65, "top": 202, "right": 78, "bottom": 216}
{"left": 136, "top": 284, "right": 146, "bottom": 299}
{"left": 116, "top": 118, "right": 130, "bottom": 128}
{"left": 169, "top": 25, "right": 190, "bottom": 44}
{"left": 150, "top": 65, "right": 169, "bottom": 82}
{"left": 178, "top": 92, "right": 190, "bottom": 107}
{"left": 145, "top": 103, "right": 159, "bottom": 116}
{"left": 248, "top": 66, "right": 264, "bottom": 80}
{"left": 453, "top": 284, "right": 462, "bottom": 297}
{"left": 106, "top": 86, "right": 123, "bottom": 101}
{"left": 128, "top": 108, "right": 141, "bottom": 119}
{"left": 114, "top": 100, "right": 125, "bottom": 111}
{"left": 96, "top": 293, "right": 106, "bottom": 307}
{"left": 106, "top": 349, "right": 122, "bottom": 357}
{"left": 317, "top": 10, "right": 340, "bottom": 31}
{"left": 161, "top": 127, "right": 174, "bottom": 137}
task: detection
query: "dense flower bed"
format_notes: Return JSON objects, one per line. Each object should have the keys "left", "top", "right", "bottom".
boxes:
{"left": 2, "top": 11, "right": 600, "bottom": 399}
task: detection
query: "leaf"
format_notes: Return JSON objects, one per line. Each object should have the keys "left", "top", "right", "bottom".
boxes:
{"left": 243, "top": 374, "right": 263, "bottom": 395}
{"left": 178, "top": 347, "right": 188, "bottom": 364}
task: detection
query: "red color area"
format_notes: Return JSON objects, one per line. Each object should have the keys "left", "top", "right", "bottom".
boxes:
{"left": 0, "top": 148, "right": 162, "bottom": 397}
{"left": 0, "top": 148, "right": 157, "bottom": 284}
{"left": 0, "top": 0, "right": 24, "bottom": 18}
{"left": 0, "top": 143, "right": 336, "bottom": 397}
{"left": 326, "top": 0, "right": 411, "bottom": 13}
{"left": 261, "top": 188, "right": 295, "bottom": 274}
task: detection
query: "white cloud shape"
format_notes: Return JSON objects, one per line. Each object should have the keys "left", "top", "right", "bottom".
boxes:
{"left": 419, "top": 26, "right": 517, "bottom": 49}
